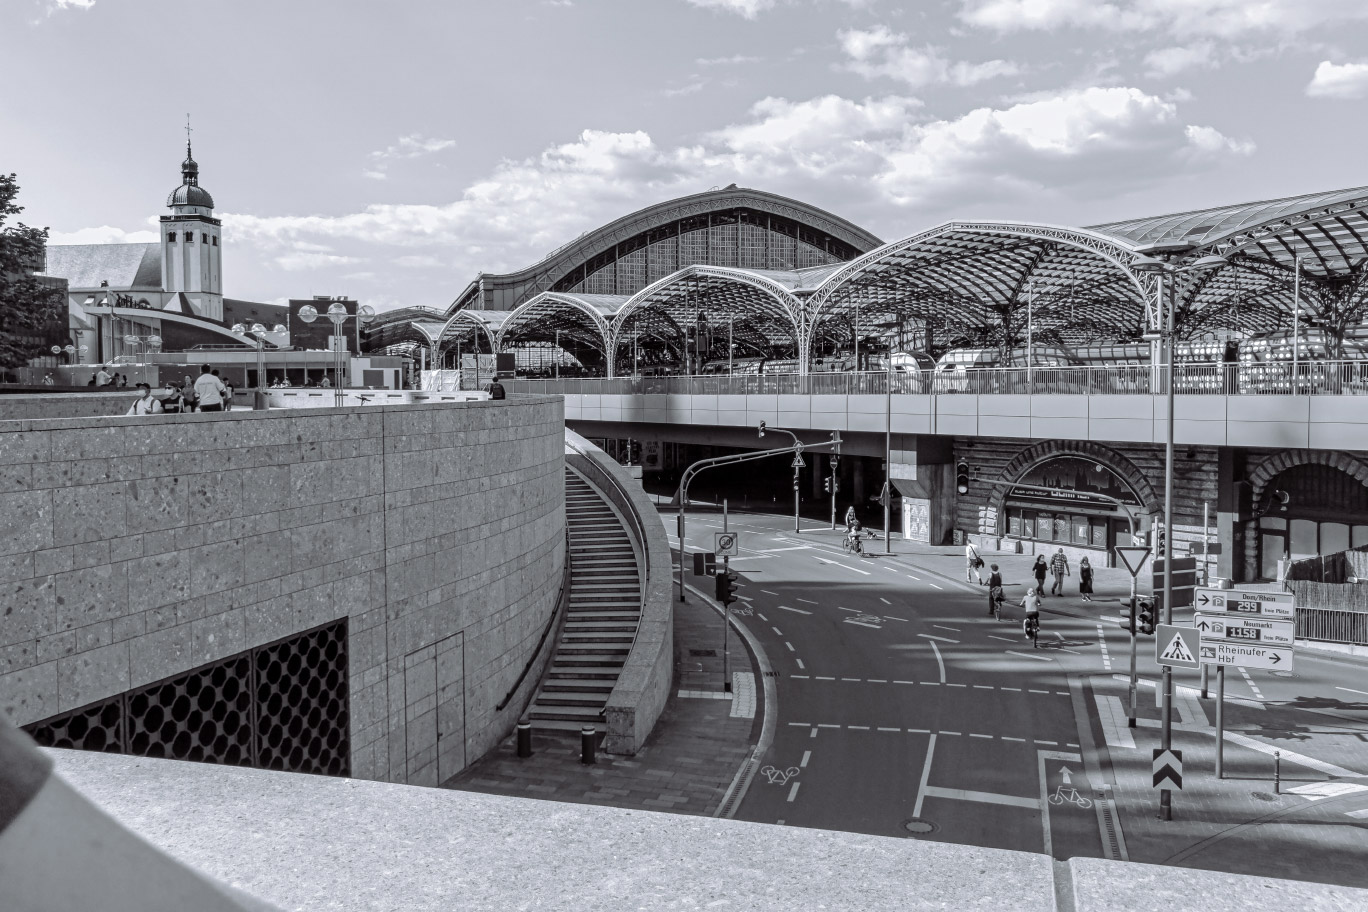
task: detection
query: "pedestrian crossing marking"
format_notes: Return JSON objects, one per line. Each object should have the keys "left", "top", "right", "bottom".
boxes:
{"left": 1159, "top": 631, "right": 1195, "bottom": 664}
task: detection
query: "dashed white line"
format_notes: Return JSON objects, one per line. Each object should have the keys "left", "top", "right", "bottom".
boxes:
{"left": 762, "top": 590, "right": 778, "bottom": 596}
{"left": 1337, "top": 686, "right": 1368, "bottom": 697}
{"left": 878, "top": 726, "right": 901, "bottom": 732}
{"left": 757, "top": 613, "right": 768, "bottom": 622}
{"left": 778, "top": 605, "right": 812, "bottom": 615}
{"left": 816, "top": 676, "right": 835, "bottom": 681}
{"left": 796, "top": 658, "right": 805, "bottom": 669}
{"left": 918, "top": 634, "right": 959, "bottom": 643}
{"left": 1002, "top": 687, "right": 1021, "bottom": 692}
{"left": 970, "top": 733, "right": 993, "bottom": 739}
{"left": 1002, "top": 736, "right": 1026, "bottom": 742}
{"left": 817, "top": 724, "right": 841, "bottom": 729}
{"left": 772, "top": 626, "right": 784, "bottom": 636}
{"left": 842, "top": 677, "right": 861, "bottom": 682}
{"left": 933, "top": 625, "right": 961, "bottom": 632}
{"left": 942, "top": 731, "right": 962, "bottom": 736}
{"left": 837, "top": 607, "right": 858, "bottom": 613}
{"left": 906, "top": 574, "right": 920, "bottom": 581}
{"left": 884, "top": 615, "right": 908, "bottom": 622}
{"left": 879, "top": 597, "right": 892, "bottom": 605}
{"left": 800, "top": 750, "right": 811, "bottom": 768}
{"left": 928, "top": 583, "right": 943, "bottom": 590}
{"left": 787, "top": 722, "right": 808, "bottom": 727}
{"left": 797, "top": 598, "right": 818, "bottom": 605}
{"left": 787, "top": 782, "right": 800, "bottom": 802}
{"left": 929, "top": 641, "right": 945, "bottom": 683}
{"left": 785, "top": 642, "right": 795, "bottom": 652}
{"left": 973, "top": 685, "right": 994, "bottom": 690}
{"left": 946, "top": 683, "right": 966, "bottom": 688}
{"left": 867, "top": 679, "right": 887, "bottom": 683}
{"left": 1029, "top": 689, "right": 1049, "bottom": 694}
{"left": 1034, "top": 740, "right": 1058, "bottom": 746}
{"left": 791, "top": 674, "right": 810, "bottom": 679}
{"left": 848, "top": 725, "right": 870, "bottom": 730}
{"left": 987, "top": 635, "right": 1016, "bottom": 643}
{"left": 1238, "top": 666, "right": 1265, "bottom": 700}
{"left": 1096, "top": 623, "right": 1113, "bottom": 671}
{"left": 894, "top": 680, "right": 917, "bottom": 685}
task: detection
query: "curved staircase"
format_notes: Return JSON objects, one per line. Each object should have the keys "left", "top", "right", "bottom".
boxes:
{"left": 526, "top": 469, "right": 643, "bottom": 732}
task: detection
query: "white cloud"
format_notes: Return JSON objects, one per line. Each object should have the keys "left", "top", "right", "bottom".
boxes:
{"left": 1144, "top": 42, "right": 1217, "bottom": 77}
{"left": 665, "top": 81, "right": 707, "bottom": 97}
{"left": 46, "top": 0, "right": 95, "bottom": 9}
{"left": 394, "top": 255, "right": 442, "bottom": 268}
{"left": 695, "top": 54, "right": 761, "bottom": 66}
{"left": 1307, "top": 60, "right": 1368, "bottom": 98}
{"left": 838, "top": 26, "right": 1019, "bottom": 88}
{"left": 47, "top": 225, "right": 159, "bottom": 245}
{"left": 273, "top": 252, "right": 363, "bottom": 271}
{"left": 959, "top": 0, "right": 1368, "bottom": 39}
{"left": 364, "top": 133, "right": 456, "bottom": 179}
{"left": 684, "top": 0, "right": 776, "bottom": 19}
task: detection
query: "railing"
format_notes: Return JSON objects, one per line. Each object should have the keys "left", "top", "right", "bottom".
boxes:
{"left": 504, "top": 360, "right": 1368, "bottom": 397}
{"left": 1296, "top": 605, "right": 1368, "bottom": 646}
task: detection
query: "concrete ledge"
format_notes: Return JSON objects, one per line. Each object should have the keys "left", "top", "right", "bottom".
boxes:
{"left": 564, "top": 430, "right": 674, "bottom": 755}
{"left": 46, "top": 748, "right": 1368, "bottom": 912}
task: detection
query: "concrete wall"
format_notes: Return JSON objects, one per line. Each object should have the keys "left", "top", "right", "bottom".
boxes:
{"left": 0, "top": 390, "right": 247, "bottom": 420}
{"left": 0, "top": 396, "right": 565, "bottom": 785}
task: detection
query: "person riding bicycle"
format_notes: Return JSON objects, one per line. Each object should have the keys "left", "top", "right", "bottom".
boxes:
{"left": 987, "top": 563, "right": 1003, "bottom": 617}
{"left": 1021, "top": 588, "right": 1041, "bottom": 642}
{"left": 844, "top": 505, "right": 857, "bottom": 533}
{"left": 845, "top": 520, "right": 865, "bottom": 555}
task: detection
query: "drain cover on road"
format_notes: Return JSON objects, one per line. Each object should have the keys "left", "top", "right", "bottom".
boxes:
{"left": 903, "top": 818, "right": 937, "bottom": 835}
{"left": 689, "top": 649, "right": 717, "bottom": 657}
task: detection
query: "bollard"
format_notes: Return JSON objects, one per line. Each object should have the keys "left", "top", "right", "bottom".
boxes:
{"left": 1274, "top": 750, "right": 1281, "bottom": 794}
{"left": 580, "top": 725, "right": 597, "bottom": 765}
{"left": 516, "top": 720, "right": 533, "bottom": 759}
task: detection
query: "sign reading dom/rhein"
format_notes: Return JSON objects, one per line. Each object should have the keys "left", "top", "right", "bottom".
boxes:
{"left": 1193, "top": 588, "right": 1294, "bottom": 619}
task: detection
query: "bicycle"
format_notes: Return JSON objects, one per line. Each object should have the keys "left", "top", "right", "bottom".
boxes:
{"left": 990, "top": 586, "right": 1003, "bottom": 621}
{"left": 1024, "top": 614, "right": 1040, "bottom": 648}
{"left": 842, "top": 533, "right": 865, "bottom": 556}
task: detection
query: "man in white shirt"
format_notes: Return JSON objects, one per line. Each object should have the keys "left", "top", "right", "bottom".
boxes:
{"left": 193, "top": 364, "right": 227, "bottom": 412}
{"left": 95, "top": 366, "right": 113, "bottom": 387}
{"left": 126, "top": 383, "right": 164, "bottom": 416}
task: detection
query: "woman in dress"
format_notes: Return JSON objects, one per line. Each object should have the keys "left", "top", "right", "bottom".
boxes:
{"left": 1078, "top": 556, "right": 1094, "bottom": 602}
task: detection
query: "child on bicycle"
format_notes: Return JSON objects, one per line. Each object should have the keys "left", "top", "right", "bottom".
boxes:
{"left": 987, "top": 563, "right": 1003, "bottom": 617}
{"left": 845, "top": 520, "right": 864, "bottom": 555}
{"left": 1020, "top": 588, "right": 1041, "bottom": 641}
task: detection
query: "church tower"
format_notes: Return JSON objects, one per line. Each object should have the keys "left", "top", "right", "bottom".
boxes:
{"left": 159, "top": 133, "right": 223, "bottom": 320}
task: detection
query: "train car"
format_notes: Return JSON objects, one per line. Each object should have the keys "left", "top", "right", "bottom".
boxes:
{"left": 1238, "top": 329, "right": 1368, "bottom": 394}
{"left": 934, "top": 346, "right": 1078, "bottom": 393}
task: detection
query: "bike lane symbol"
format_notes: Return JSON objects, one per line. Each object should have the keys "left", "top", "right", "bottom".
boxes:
{"left": 1038, "top": 750, "right": 1104, "bottom": 861}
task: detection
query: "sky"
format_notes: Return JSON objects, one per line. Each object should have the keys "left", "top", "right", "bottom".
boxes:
{"left": 6, "top": 0, "right": 1368, "bottom": 312}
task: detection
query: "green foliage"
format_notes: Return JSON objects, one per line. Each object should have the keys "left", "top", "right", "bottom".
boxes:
{"left": 0, "top": 173, "right": 67, "bottom": 370}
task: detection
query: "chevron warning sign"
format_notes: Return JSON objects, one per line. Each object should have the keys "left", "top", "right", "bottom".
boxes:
{"left": 1153, "top": 748, "right": 1183, "bottom": 790}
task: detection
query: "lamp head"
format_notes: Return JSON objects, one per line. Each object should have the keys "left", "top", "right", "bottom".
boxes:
{"left": 326, "top": 302, "right": 349, "bottom": 317}
{"left": 358, "top": 304, "right": 375, "bottom": 324}
{"left": 272, "top": 324, "right": 287, "bottom": 333}
{"left": 249, "top": 323, "right": 267, "bottom": 334}
{"left": 1130, "top": 255, "right": 1167, "bottom": 273}
{"left": 147, "top": 335, "right": 162, "bottom": 349}
{"left": 297, "top": 305, "right": 319, "bottom": 323}
{"left": 230, "top": 323, "right": 246, "bottom": 333}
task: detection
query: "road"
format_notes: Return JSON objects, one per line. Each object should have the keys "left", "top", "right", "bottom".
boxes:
{"left": 666, "top": 508, "right": 1368, "bottom": 862}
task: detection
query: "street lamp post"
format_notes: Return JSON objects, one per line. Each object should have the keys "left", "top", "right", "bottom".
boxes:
{"left": 295, "top": 303, "right": 375, "bottom": 407}
{"left": 1130, "top": 248, "right": 1227, "bottom": 822}
{"left": 121, "top": 333, "right": 163, "bottom": 387}
{"left": 1292, "top": 256, "right": 1304, "bottom": 392}
{"left": 230, "top": 321, "right": 269, "bottom": 408}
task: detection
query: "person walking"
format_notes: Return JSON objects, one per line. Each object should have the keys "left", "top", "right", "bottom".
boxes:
{"left": 1078, "top": 556, "right": 1094, "bottom": 602}
{"left": 966, "top": 540, "right": 983, "bottom": 584}
{"left": 1049, "top": 547, "right": 1070, "bottom": 596}
{"left": 487, "top": 378, "right": 506, "bottom": 400}
{"left": 1032, "top": 554, "right": 1048, "bottom": 596}
{"left": 193, "top": 364, "right": 227, "bottom": 413}
{"left": 126, "top": 382, "right": 164, "bottom": 416}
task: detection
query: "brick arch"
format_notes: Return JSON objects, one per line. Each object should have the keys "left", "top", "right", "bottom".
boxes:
{"left": 988, "top": 440, "right": 1160, "bottom": 531}
{"left": 1248, "top": 449, "right": 1368, "bottom": 501}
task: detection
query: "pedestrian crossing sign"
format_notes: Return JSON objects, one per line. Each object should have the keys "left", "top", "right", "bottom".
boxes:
{"left": 1155, "top": 624, "right": 1200, "bottom": 669}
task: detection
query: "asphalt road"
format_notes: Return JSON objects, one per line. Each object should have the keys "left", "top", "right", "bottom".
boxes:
{"left": 667, "top": 508, "right": 1368, "bottom": 860}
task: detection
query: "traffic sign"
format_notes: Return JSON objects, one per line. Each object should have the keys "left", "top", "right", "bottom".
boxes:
{"left": 1194, "top": 612, "right": 1294, "bottom": 647}
{"left": 1114, "top": 546, "right": 1151, "bottom": 578}
{"left": 1193, "top": 588, "right": 1295, "bottom": 619}
{"left": 691, "top": 552, "right": 717, "bottom": 576}
{"left": 714, "top": 532, "right": 740, "bottom": 557}
{"left": 1155, "top": 624, "right": 1200, "bottom": 669}
{"left": 1198, "top": 641, "right": 1294, "bottom": 671}
{"left": 1152, "top": 556, "right": 1197, "bottom": 608}
{"left": 1153, "top": 749, "right": 1183, "bottom": 790}
{"left": 791, "top": 453, "right": 806, "bottom": 468}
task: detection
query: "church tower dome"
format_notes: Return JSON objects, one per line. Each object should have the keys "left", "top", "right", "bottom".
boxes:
{"left": 160, "top": 125, "right": 223, "bottom": 320}
{"left": 167, "top": 140, "right": 215, "bottom": 211}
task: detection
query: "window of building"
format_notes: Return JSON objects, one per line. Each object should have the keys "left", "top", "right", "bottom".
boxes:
{"left": 167, "top": 232, "right": 177, "bottom": 242}
{"left": 202, "top": 234, "right": 209, "bottom": 245}
{"left": 185, "top": 232, "right": 194, "bottom": 243}
{"left": 212, "top": 237, "right": 218, "bottom": 246}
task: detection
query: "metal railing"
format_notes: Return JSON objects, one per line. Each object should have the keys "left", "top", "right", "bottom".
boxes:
{"left": 1296, "top": 605, "right": 1368, "bottom": 646}
{"left": 503, "top": 360, "right": 1368, "bottom": 397}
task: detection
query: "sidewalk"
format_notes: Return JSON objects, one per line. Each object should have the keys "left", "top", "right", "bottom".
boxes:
{"left": 1087, "top": 672, "right": 1368, "bottom": 890}
{"left": 443, "top": 591, "right": 761, "bottom": 817}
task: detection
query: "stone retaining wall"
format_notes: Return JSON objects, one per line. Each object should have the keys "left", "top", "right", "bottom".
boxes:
{"left": 0, "top": 397, "right": 565, "bottom": 785}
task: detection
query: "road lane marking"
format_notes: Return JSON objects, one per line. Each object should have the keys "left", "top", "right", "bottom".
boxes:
{"left": 906, "top": 574, "right": 920, "bottom": 581}
{"left": 842, "top": 677, "right": 861, "bottom": 682}
{"left": 817, "top": 724, "right": 841, "bottom": 729}
{"left": 867, "top": 679, "right": 887, "bottom": 683}
{"left": 787, "top": 722, "right": 808, "bottom": 727}
{"left": 912, "top": 733, "right": 938, "bottom": 817}
{"left": 760, "top": 546, "right": 812, "bottom": 552}
{"left": 987, "top": 635, "right": 1016, "bottom": 643}
{"left": 757, "top": 613, "right": 768, "bottom": 622}
{"left": 1002, "top": 687, "right": 1021, "bottom": 692}
{"left": 1337, "top": 686, "right": 1368, "bottom": 697}
{"left": 933, "top": 625, "right": 961, "bottom": 632}
{"left": 778, "top": 604, "right": 811, "bottom": 615}
{"left": 941, "top": 731, "right": 962, "bottom": 736}
{"left": 772, "top": 627, "right": 784, "bottom": 636}
{"left": 909, "top": 727, "right": 931, "bottom": 733}
{"left": 1030, "top": 689, "right": 1049, "bottom": 694}
{"left": 811, "top": 728, "right": 818, "bottom": 738}
{"left": 1096, "top": 624, "right": 1113, "bottom": 671}
{"left": 921, "top": 785, "right": 1037, "bottom": 809}
{"left": 946, "top": 683, "right": 966, "bottom": 688}
{"left": 1095, "top": 695, "right": 1136, "bottom": 749}
{"left": 918, "top": 634, "right": 959, "bottom": 643}
{"left": 796, "top": 598, "right": 817, "bottom": 605}
{"left": 849, "top": 725, "right": 870, "bottom": 730}
{"left": 970, "top": 733, "right": 993, "bottom": 739}
{"left": 785, "top": 642, "right": 795, "bottom": 652}
{"left": 800, "top": 750, "right": 811, "bottom": 768}
{"left": 879, "top": 597, "right": 891, "bottom": 605}
{"left": 884, "top": 615, "right": 908, "bottom": 622}
{"left": 796, "top": 658, "right": 805, "bottom": 669}
{"left": 787, "top": 782, "right": 800, "bottom": 802}
{"left": 973, "top": 685, "right": 993, "bottom": 690}
{"left": 1003, "top": 736, "right": 1026, "bottom": 742}
{"left": 895, "top": 680, "right": 916, "bottom": 684}
{"left": 1034, "top": 740, "right": 1057, "bottom": 746}
{"left": 878, "top": 727, "right": 901, "bottom": 732}
{"left": 737, "top": 595, "right": 753, "bottom": 602}
{"left": 791, "top": 675, "right": 809, "bottom": 679}
{"left": 929, "top": 641, "right": 945, "bottom": 683}
{"left": 816, "top": 675, "right": 835, "bottom": 680}
{"left": 1007, "top": 650, "right": 1053, "bottom": 662}
{"left": 920, "top": 681, "right": 939, "bottom": 687}
{"left": 1222, "top": 731, "right": 1360, "bottom": 778}
{"left": 762, "top": 590, "right": 778, "bottom": 595}
{"left": 814, "top": 557, "right": 872, "bottom": 575}
{"left": 929, "top": 583, "right": 943, "bottom": 590}
{"left": 1238, "top": 666, "right": 1266, "bottom": 700}
{"left": 837, "top": 607, "right": 858, "bottom": 613}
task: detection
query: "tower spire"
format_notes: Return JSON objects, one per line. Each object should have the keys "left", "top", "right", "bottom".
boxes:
{"left": 181, "top": 115, "right": 199, "bottom": 186}
{"left": 185, "top": 113, "right": 193, "bottom": 160}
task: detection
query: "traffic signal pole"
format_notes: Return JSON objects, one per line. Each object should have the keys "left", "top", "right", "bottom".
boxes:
{"left": 1128, "top": 587, "right": 1138, "bottom": 728}
{"left": 723, "top": 498, "right": 730, "bottom": 694}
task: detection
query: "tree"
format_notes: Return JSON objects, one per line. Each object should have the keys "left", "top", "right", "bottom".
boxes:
{"left": 0, "top": 174, "right": 66, "bottom": 370}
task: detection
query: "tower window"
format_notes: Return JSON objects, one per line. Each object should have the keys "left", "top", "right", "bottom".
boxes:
{"left": 185, "top": 231, "right": 194, "bottom": 243}
{"left": 167, "top": 232, "right": 177, "bottom": 242}
{"left": 202, "top": 234, "right": 209, "bottom": 245}
{"left": 212, "top": 237, "right": 218, "bottom": 246}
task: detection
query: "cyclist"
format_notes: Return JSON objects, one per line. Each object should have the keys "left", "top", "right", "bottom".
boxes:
{"left": 844, "top": 520, "right": 865, "bottom": 556}
{"left": 987, "top": 563, "right": 1004, "bottom": 618}
{"left": 1021, "top": 588, "right": 1041, "bottom": 645}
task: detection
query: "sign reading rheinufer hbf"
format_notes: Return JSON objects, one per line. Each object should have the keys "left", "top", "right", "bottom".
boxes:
{"left": 1193, "top": 588, "right": 1295, "bottom": 619}
{"left": 1198, "top": 641, "right": 1294, "bottom": 671}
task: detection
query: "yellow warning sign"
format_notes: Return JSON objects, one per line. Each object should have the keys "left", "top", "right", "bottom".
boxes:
{"left": 1155, "top": 624, "right": 1200, "bottom": 669}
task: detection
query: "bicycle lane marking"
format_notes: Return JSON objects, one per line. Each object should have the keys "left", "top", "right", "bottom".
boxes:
{"left": 1038, "top": 748, "right": 1087, "bottom": 860}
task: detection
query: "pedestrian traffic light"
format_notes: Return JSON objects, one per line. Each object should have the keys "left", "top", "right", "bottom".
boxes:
{"left": 956, "top": 461, "right": 971, "bottom": 495}
{"left": 715, "top": 569, "right": 739, "bottom": 605}
{"left": 1138, "top": 597, "right": 1156, "bottom": 635}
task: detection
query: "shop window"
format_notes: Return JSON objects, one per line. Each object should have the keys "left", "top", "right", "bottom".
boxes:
{"left": 1072, "top": 515, "right": 1090, "bottom": 545}
{"left": 1090, "top": 521, "right": 1107, "bottom": 549}
{"left": 1053, "top": 516, "right": 1069, "bottom": 542}
{"left": 1007, "top": 512, "right": 1022, "bottom": 537}
{"left": 1036, "top": 512, "right": 1051, "bottom": 541}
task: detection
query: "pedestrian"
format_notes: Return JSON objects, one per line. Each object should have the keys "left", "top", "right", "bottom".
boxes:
{"left": 180, "top": 375, "right": 198, "bottom": 412}
{"left": 87, "top": 374, "right": 96, "bottom": 386}
{"left": 1079, "top": 555, "right": 1094, "bottom": 602}
{"left": 987, "top": 563, "right": 1003, "bottom": 616}
{"left": 966, "top": 539, "right": 983, "bottom": 584}
{"left": 1032, "top": 554, "right": 1048, "bottom": 596}
{"left": 42, "top": 372, "right": 54, "bottom": 386}
{"left": 118, "top": 373, "right": 128, "bottom": 388}
{"left": 161, "top": 383, "right": 183, "bottom": 414}
{"left": 126, "top": 382, "right": 164, "bottom": 416}
{"left": 95, "top": 365, "right": 113, "bottom": 387}
{"left": 487, "top": 378, "right": 506, "bottom": 400}
{"left": 193, "top": 363, "right": 228, "bottom": 413}
{"left": 1049, "top": 547, "right": 1070, "bottom": 595}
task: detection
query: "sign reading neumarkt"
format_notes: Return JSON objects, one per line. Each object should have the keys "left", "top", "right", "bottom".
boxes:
{"left": 1194, "top": 612, "right": 1295, "bottom": 647}
{"left": 1193, "top": 588, "right": 1295, "bottom": 619}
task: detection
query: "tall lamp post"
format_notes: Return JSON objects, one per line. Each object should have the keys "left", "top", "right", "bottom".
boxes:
{"left": 230, "top": 321, "right": 269, "bottom": 408}
{"left": 1130, "top": 248, "right": 1227, "bottom": 822}
{"left": 121, "top": 333, "right": 163, "bottom": 387}
{"left": 296, "top": 303, "right": 375, "bottom": 407}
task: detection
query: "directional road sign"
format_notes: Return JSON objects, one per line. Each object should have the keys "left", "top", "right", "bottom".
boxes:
{"left": 1114, "top": 546, "right": 1151, "bottom": 578}
{"left": 1153, "top": 749, "right": 1183, "bottom": 790}
{"left": 791, "top": 453, "right": 806, "bottom": 469}
{"left": 1198, "top": 641, "right": 1294, "bottom": 671}
{"left": 1194, "top": 612, "right": 1295, "bottom": 647}
{"left": 1193, "top": 588, "right": 1295, "bottom": 619}
{"left": 714, "top": 532, "right": 740, "bottom": 558}
{"left": 1155, "top": 624, "right": 1200, "bottom": 669}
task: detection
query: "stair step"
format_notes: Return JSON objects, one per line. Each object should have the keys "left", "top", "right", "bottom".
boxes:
{"left": 542, "top": 677, "right": 616, "bottom": 692}
{"left": 527, "top": 718, "right": 607, "bottom": 733}
{"left": 529, "top": 705, "right": 606, "bottom": 722}
{"left": 553, "top": 654, "right": 629, "bottom": 667}
{"left": 534, "top": 691, "right": 612, "bottom": 706}
{"left": 547, "top": 668, "right": 620, "bottom": 680}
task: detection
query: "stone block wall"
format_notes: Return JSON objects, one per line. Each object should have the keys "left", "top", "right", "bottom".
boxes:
{"left": 0, "top": 396, "right": 565, "bottom": 785}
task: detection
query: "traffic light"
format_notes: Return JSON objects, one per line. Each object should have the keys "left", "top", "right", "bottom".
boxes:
{"left": 1119, "top": 607, "right": 1136, "bottom": 636}
{"left": 956, "top": 461, "right": 971, "bottom": 495}
{"left": 823, "top": 477, "right": 832, "bottom": 494}
{"left": 1138, "top": 597, "right": 1156, "bottom": 635}
{"left": 758, "top": 421, "right": 766, "bottom": 437}
{"left": 715, "top": 569, "right": 739, "bottom": 605}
